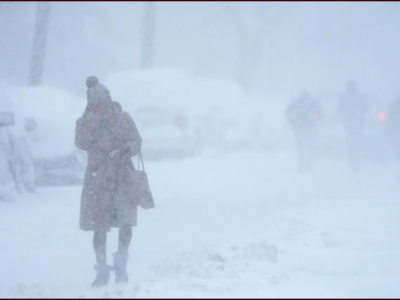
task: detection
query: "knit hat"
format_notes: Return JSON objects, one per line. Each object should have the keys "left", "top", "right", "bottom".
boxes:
{"left": 86, "top": 76, "right": 99, "bottom": 88}
{"left": 86, "top": 76, "right": 112, "bottom": 106}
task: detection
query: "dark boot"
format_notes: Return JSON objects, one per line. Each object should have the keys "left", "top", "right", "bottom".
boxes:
{"left": 92, "top": 264, "right": 113, "bottom": 287}
{"left": 113, "top": 252, "right": 129, "bottom": 284}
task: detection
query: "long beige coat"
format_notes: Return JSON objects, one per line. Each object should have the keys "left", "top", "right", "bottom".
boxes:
{"left": 75, "top": 102, "right": 142, "bottom": 232}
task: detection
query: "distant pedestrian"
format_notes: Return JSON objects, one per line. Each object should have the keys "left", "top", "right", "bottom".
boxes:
{"left": 286, "top": 92, "right": 322, "bottom": 172}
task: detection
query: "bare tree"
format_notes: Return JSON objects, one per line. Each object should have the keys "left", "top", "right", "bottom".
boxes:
{"left": 29, "top": 2, "right": 51, "bottom": 86}
{"left": 140, "top": 1, "right": 156, "bottom": 69}
{"left": 222, "top": 2, "right": 290, "bottom": 91}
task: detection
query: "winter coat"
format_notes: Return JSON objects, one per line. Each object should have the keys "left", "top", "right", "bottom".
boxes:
{"left": 386, "top": 97, "right": 400, "bottom": 136}
{"left": 286, "top": 96, "right": 321, "bottom": 134}
{"left": 75, "top": 101, "right": 142, "bottom": 232}
{"left": 337, "top": 92, "right": 368, "bottom": 134}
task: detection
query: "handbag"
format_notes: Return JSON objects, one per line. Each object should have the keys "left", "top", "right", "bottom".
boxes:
{"left": 134, "top": 152, "right": 155, "bottom": 209}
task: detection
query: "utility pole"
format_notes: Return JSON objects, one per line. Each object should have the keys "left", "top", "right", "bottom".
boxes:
{"left": 29, "top": 2, "right": 51, "bottom": 86}
{"left": 140, "top": 1, "right": 156, "bottom": 69}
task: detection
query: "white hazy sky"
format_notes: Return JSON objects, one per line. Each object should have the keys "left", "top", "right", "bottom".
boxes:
{"left": 1, "top": 1, "right": 400, "bottom": 100}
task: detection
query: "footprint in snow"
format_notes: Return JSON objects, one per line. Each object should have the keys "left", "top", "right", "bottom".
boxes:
{"left": 17, "top": 284, "right": 27, "bottom": 293}
{"left": 228, "top": 245, "right": 239, "bottom": 251}
{"left": 113, "top": 290, "right": 124, "bottom": 296}
{"left": 207, "top": 253, "right": 225, "bottom": 263}
{"left": 324, "top": 239, "right": 338, "bottom": 248}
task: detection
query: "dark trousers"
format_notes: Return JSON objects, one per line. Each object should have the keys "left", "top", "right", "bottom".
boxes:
{"left": 294, "top": 130, "right": 317, "bottom": 172}
{"left": 344, "top": 129, "right": 364, "bottom": 172}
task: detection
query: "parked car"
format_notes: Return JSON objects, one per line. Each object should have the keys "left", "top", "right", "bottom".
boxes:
{"left": 106, "top": 69, "right": 200, "bottom": 160}
{"left": 134, "top": 105, "right": 199, "bottom": 160}
{"left": 6, "top": 85, "right": 87, "bottom": 187}
{"left": 0, "top": 85, "right": 37, "bottom": 200}
{"left": 8, "top": 115, "right": 37, "bottom": 193}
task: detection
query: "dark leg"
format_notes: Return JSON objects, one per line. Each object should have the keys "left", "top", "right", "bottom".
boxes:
{"left": 114, "top": 225, "right": 132, "bottom": 284}
{"left": 346, "top": 133, "right": 360, "bottom": 172}
{"left": 93, "top": 231, "right": 107, "bottom": 265}
{"left": 305, "top": 130, "right": 317, "bottom": 172}
{"left": 118, "top": 225, "right": 132, "bottom": 253}
{"left": 296, "top": 134, "right": 306, "bottom": 172}
{"left": 92, "top": 231, "right": 112, "bottom": 287}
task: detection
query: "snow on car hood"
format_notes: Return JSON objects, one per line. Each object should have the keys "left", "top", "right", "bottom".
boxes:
{"left": 5, "top": 85, "right": 86, "bottom": 159}
{"left": 105, "top": 69, "right": 257, "bottom": 131}
{"left": 142, "top": 127, "right": 187, "bottom": 140}
{"left": 105, "top": 68, "right": 192, "bottom": 114}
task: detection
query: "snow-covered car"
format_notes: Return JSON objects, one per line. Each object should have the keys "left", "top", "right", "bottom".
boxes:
{"left": 0, "top": 87, "right": 37, "bottom": 200}
{"left": 107, "top": 68, "right": 290, "bottom": 158}
{"left": 106, "top": 69, "right": 200, "bottom": 160}
{"left": 8, "top": 116, "right": 37, "bottom": 193}
{"left": 188, "top": 80, "right": 289, "bottom": 153}
{"left": 6, "top": 85, "right": 87, "bottom": 187}
{"left": 134, "top": 105, "right": 198, "bottom": 160}
{"left": 0, "top": 112, "right": 25, "bottom": 200}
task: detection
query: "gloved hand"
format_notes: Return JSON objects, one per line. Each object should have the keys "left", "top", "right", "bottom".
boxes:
{"left": 109, "top": 149, "right": 120, "bottom": 158}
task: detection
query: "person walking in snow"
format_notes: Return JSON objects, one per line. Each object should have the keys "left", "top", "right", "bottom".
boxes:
{"left": 336, "top": 80, "right": 369, "bottom": 172}
{"left": 75, "top": 76, "right": 142, "bottom": 287}
{"left": 386, "top": 95, "right": 400, "bottom": 165}
{"left": 286, "top": 91, "right": 322, "bottom": 172}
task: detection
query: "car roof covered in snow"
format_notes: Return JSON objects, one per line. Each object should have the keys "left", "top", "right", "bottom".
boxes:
{"left": 5, "top": 85, "right": 86, "bottom": 159}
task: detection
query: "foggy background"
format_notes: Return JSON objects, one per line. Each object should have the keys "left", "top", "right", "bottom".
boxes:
{"left": 1, "top": 1, "right": 400, "bottom": 99}
{"left": 1, "top": 2, "right": 400, "bottom": 297}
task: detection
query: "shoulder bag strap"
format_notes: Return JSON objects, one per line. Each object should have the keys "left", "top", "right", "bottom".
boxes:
{"left": 138, "top": 152, "right": 145, "bottom": 172}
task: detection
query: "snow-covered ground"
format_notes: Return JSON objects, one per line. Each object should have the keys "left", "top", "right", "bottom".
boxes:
{"left": 0, "top": 150, "right": 399, "bottom": 298}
